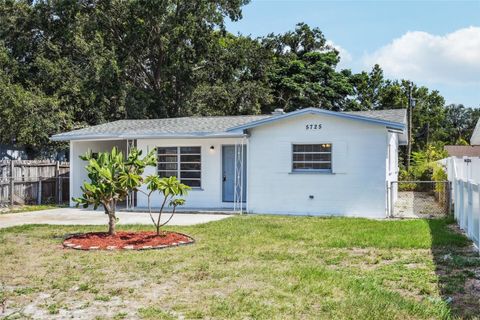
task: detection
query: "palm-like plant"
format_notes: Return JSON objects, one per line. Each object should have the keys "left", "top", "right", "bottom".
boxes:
{"left": 142, "top": 175, "right": 190, "bottom": 235}
{"left": 73, "top": 147, "right": 156, "bottom": 235}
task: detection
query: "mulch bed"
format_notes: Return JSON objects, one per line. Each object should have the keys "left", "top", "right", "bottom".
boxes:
{"left": 63, "top": 231, "right": 194, "bottom": 251}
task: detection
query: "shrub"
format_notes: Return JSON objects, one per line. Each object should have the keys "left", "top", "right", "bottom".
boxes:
{"left": 401, "top": 143, "right": 448, "bottom": 182}
{"left": 399, "top": 143, "right": 449, "bottom": 192}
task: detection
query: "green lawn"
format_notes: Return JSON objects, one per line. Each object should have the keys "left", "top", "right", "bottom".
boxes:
{"left": 0, "top": 216, "right": 478, "bottom": 319}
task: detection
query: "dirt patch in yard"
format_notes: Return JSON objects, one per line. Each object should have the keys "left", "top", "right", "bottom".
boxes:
{"left": 431, "top": 245, "right": 480, "bottom": 318}
{"left": 1, "top": 218, "right": 477, "bottom": 319}
{"left": 393, "top": 191, "right": 447, "bottom": 218}
{"left": 63, "top": 231, "right": 194, "bottom": 250}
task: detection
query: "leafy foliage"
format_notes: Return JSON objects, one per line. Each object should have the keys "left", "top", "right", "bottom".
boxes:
{"left": 0, "top": 1, "right": 478, "bottom": 160}
{"left": 399, "top": 143, "right": 449, "bottom": 190}
{"left": 440, "top": 104, "right": 480, "bottom": 144}
{"left": 263, "top": 23, "right": 353, "bottom": 112}
{"left": 73, "top": 147, "right": 156, "bottom": 235}
{"left": 188, "top": 33, "right": 274, "bottom": 115}
{"left": 347, "top": 64, "right": 384, "bottom": 111}
{"left": 142, "top": 175, "right": 190, "bottom": 235}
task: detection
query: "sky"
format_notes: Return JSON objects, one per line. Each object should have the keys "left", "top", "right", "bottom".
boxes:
{"left": 226, "top": 0, "right": 480, "bottom": 107}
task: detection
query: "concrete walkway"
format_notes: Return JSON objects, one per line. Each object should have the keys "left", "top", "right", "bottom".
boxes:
{"left": 0, "top": 208, "right": 231, "bottom": 229}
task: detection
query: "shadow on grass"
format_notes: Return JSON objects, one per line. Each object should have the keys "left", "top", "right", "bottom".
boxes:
{"left": 428, "top": 216, "right": 480, "bottom": 319}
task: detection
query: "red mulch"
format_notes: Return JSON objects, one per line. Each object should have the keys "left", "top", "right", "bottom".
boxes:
{"left": 63, "top": 231, "right": 194, "bottom": 250}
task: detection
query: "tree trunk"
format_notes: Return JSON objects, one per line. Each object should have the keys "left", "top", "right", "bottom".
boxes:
{"left": 108, "top": 213, "right": 116, "bottom": 236}
{"left": 105, "top": 201, "right": 117, "bottom": 236}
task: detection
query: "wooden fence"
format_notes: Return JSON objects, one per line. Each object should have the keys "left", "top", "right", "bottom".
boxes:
{"left": 0, "top": 160, "right": 69, "bottom": 206}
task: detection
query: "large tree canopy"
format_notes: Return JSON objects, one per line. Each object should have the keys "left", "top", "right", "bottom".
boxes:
{"left": 92, "top": 0, "right": 249, "bottom": 118}
{"left": 262, "top": 23, "right": 353, "bottom": 112}
{"left": 0, "top": 1, "right": 477, "bottom": 159}
{"left": 187, "top": 33, "right": 273, "bottom": 116}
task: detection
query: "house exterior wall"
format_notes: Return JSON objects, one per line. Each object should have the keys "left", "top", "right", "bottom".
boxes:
{"left": 136, "top": 137, "right": 246, "bottom": 209}
{"left": 69, "top": 140, "right": 127, "bottom": 206}
{"left": 69, "top": 114, "right": 397, "bottom": 217}
{"left": 385, "top": 132, "right": 400, "bottom": 214}
{"left": 246, "top": 113, "right": 389, "bottom": 218}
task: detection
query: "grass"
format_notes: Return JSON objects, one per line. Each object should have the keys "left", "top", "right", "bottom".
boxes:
{"left": 0, "top": 204, "right": 60, "bottom": 214}
{"left": 0, "top": 215, "right": 477, "bottom": 319}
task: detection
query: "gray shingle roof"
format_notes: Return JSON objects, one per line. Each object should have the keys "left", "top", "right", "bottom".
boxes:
{"left": 445, "top": 145, "right": 480, "bottom": 157}
{"left": 51, "top": 108, "right": 406, "bottom": 141}
{"left": 51, "top": 115, "right": 272, "bottom": 141}
{"left": 344, "top": 109, "right": 407, "bottom": 124}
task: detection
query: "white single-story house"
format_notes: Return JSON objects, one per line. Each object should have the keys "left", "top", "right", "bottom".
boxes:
{"left": 51, "top": 107, "right": 407, "bottom": 218}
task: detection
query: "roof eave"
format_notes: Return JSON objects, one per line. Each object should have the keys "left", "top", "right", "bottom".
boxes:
{"left": 50, "top": 132, "right": 247, "bottom": 142}
{"left": 227, "top": 107, "right": 406, "bottom": 132}
{"left": 119, "top": 132, "right": 246, "bottom": 139}
{"left": 50, "top": 134, "right": 123, "bottom": 142}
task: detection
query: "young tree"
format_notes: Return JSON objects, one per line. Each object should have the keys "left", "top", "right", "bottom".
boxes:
{"left": 142, "top": 176, "right": 190, "bottom": 236}
{"left": 73, "top": 147, "right": 156, "bottom": 235}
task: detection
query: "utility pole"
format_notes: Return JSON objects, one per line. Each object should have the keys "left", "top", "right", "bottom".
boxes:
{"left": 406, "top": 82, "right": 414, "bottom": 170}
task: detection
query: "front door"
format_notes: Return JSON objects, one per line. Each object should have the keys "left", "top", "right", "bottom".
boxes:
{"left": 222, "top": 145, "right": 247, "bottom": 202}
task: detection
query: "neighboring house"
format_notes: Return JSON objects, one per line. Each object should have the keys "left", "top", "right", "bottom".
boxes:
{"left": 445, "top": 145, "right": 480, "bottom": 158}
{"left": 0, "top": 144, "right": 68, "bottom": 161}
{"left": 443, "top": 146, "right": 480, "bottom": 183}
{"left": 443, "top": 118, "right": 480, "bottom": 184}
{"left": 0, "top": 144, "right": 26, "bottom": 160}
{"left": 470, "top": 117, "right": 480, "bottom": 145}
{"left": 51, "top": 107, "right": 407, "bottom": 218}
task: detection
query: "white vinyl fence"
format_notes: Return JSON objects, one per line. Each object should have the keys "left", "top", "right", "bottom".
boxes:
{"left": 443, "top": 156, "right": 480, "bottom": 249}
{"left": 453, "top": 179, "right": 480, "bottom": 248}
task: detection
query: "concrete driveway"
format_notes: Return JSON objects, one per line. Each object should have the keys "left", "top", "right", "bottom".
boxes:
{"left": 0, "top": 208, "right": 231, "bottom": 229}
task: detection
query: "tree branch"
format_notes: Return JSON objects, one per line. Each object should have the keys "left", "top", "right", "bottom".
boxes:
{"left": 160, "top": 204, "right": 176, "bottom": 227}
{"left": 156, "top": 194, "right": 170, "bottom": 229}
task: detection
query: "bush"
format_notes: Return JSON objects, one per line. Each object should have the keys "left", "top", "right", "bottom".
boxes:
{"left": 400, "top": 143, "right": 448, "bottom": 182}
{"left": 432, "top": 162, "right": 449, "bottom": 203}
{"left": 399, "top": 143, "right": 449, "bottom": 192}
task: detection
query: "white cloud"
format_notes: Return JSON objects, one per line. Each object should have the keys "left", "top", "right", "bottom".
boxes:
{"left": 326, "top": 40, "right": 353, "bottom": 70}
{"left": 363, "top": 27, "right": 480, "bottom": 85}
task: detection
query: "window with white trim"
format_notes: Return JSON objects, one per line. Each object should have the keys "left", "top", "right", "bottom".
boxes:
{"left": 157, "top": 147, "right": 201, "bottom": 187}
{"left": 292, "top": 144, "right": 332, "bottom": 172}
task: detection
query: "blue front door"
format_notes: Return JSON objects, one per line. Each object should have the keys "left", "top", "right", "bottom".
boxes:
{"left": 222, "top": 145, "right": 247, "bottom": 202}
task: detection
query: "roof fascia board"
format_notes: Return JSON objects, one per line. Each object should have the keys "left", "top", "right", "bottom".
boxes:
{"left": 50, "top": 135, "right": 124, "bottom": 142}
{"left": 118, "top": 133, "right": 247, "bottom": 140}
{"left": 227, "top": 108, "right": 405, "bottom": 132}
{"left": 50, "top": 133, "right": 247, "bottom": 142}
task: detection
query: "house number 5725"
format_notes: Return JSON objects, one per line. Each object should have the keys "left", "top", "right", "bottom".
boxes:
{"left": 306, "top": 124, "right": 322, "bottom": 130}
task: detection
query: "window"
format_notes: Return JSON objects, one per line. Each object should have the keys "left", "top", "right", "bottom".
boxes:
{"left": 292, "top": 144, "right": 332, "bottom": 172}
{"left": 157, "top": 147, "right": 201, "bottom": 187}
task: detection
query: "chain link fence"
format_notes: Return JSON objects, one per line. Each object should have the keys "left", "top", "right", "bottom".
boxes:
{"left": 388, "top": 181, "right": 452, "bottom": 218}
